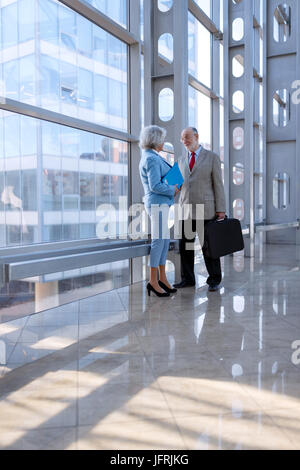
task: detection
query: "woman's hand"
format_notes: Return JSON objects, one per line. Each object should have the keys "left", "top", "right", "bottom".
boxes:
{"left": 174, "top": 185, "right": 181, "bottom": 197}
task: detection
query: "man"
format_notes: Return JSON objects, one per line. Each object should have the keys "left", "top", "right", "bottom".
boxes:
{"left": 174, "top": 127, "right": 226, "bottom": 292}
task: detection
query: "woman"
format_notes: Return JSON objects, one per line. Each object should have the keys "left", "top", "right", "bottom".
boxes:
{"left": 139, "top": 125, "right": 180, "bottom": 297}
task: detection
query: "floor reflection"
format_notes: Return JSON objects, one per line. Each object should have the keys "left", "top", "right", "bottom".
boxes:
{"left": 0, "top": 244, "right": 300, "bottom": 449}
{"left": 0, "top": 260, "right": 129, "bottom": 323}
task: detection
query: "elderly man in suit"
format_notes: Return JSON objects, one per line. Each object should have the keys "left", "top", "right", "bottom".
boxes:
{"left": 174, "top": 127, "right": 226, "bottom": 292}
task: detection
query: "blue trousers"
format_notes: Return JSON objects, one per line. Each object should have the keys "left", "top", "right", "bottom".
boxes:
{"left": 146, "top": 205, "right": 170, "bottom": 268}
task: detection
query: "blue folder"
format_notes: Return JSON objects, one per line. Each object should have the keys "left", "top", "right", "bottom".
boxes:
{"left": 163, "top": 162, "right": 184, "bottom": 188}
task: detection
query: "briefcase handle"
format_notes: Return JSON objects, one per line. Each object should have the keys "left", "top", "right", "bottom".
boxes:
{"left": 214, "top": 214, "right": 228, "bottom": 222}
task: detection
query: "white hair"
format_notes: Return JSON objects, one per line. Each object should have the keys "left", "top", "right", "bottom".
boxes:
{"left": 139, "top": 125, "right": 167, "bottom": 150}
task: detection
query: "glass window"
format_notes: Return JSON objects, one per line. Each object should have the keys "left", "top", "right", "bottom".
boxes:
{"left": 220, "top": 0, "right": 224, "bottom": 31}
{"left": 19, "top": 0, "right": 35, "bottom": 43}
{"left": 232, "top": 54, "right": 244, "bottom": 78}
{"left": 60, "top": 61, "right": 77, "bottom": 107}
{"left": 159, "top": 88, "right": 174, "bottom": 122}
{"left": 43, "top": 169, "right": 62, "bottom": 211}
{"left": 78, "top": 69, "right": 93, "bottom": 109}
{"left": 39, "top": 55, "right": 60, "bottom": 111}
{"left": 233, "top": 127, "right": 244, "bottom": 150}
{"left": 140, "top": 0, "right": 144, "bottom": 40}
{"left": 1, "top": 0, "right": 128, "bottom": 133}
{"left": 0, "top": 111, "right": 128, "bottom": 247}
{"left": 4, "top": 115, "right": 20, "bottom": 158}
{"left": 232, "top": 18, "right": 244, "bottom": 41}
{"left": 220, "top": 43, "right": 224, "bottom": 97}
{"left": 233, "top": 199, "right": 244, "bottom": 221}
{"left": 21, "top": 115, "right": 37, "bottom": 156}
{"left": 85, "top": 0, "right": 127, "bottom": 28}
{"left": 273, "top": 4, "right": 291, "bottom": 43}
{"left": 2, "top": 3, "right": 18, "bottom": 48}
{"left": 273, "top": 173, "right": 290, "bottom": 209}
{"left": 194, "top": 0, "right": 211, "bottom": 18}
{"left": 39, "top": 0, "right": 59, "bottom": 45}
{"left": 233, "top": 163, "right": 245, "bottom": 185}
{"left": 80, "top": 173, "right": 95, "bottom": 211}
{"left": 22, "top": 170, "right": 37, "bottom": 211}
{"left": 232, "top": 90, "right": 245, "bottom": 113}
{"left": 77, "top": 15, "right": 92, "bottom": 57}
{"left": 273, "top": 89, "right": 290, "bottom": 127}
{"left": 42, "top": 121, "right": 60, "bottom": 156}
{"left": 158, "top": 33, "right": 174, "bottom": 64}
{"left": 59, "top": 3, "right": 77, "bottom": 51}
{"left": 5, "top": 171, "right": 22, "bottom": 211}
{"left": 3, "top": 60, "right": 19, "bottom": 101}
{"left": 141, "top": 54, "right": 145, "bottom": 127}
{"left": 189, "top": 87, "right": 212, "bottom": 150}
{"left": 220, "top": 103, "right": 224, "bottom": 162}
{"left": 20, "top": 55, "right": 36, "bottom": 103}
{"left": 158, "top": 0, "right": 173, "bottom": 12}
{"left": 188, "top": 13, "right": 211, "bottom": 88}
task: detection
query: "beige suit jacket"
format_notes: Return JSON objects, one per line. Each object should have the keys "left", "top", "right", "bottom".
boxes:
{"left": 178, "top": 148, "right": 226, "bottom": 220}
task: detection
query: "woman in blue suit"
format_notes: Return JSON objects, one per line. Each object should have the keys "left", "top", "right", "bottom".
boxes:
{"left": 139, "top": 125, "right": 180, "bottom": 297}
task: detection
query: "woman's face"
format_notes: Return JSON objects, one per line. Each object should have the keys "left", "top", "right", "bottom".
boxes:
{"left": 155, "top": 142, "right": 164, "bottom": 153}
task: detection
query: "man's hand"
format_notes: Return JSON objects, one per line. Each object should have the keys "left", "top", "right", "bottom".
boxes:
{"left": 216, "top": 212, "right": 226, "bottom": 220}
{"left": 174, "top": 185, "right": 182, "bottom": 197}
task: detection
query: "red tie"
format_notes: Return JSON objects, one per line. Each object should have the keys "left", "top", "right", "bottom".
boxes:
{"left": 189, "top": 152, "right": 196, "bottom": 172}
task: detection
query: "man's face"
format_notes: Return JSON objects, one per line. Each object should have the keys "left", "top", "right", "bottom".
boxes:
{"left": 181, "top": 130, "right": 199, "bottom": 152}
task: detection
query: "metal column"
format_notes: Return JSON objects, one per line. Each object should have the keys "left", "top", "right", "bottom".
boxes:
{"left": 143, "top": 0, "right": 189, "bottom": 156}
{"left": 225, "top": 0, "right": 263, "bottom": 257}
{"left": 128, "top": 0, "right": 144, "bottom": 284}
{"left": 266, "top": 0, "right": 299, "bottom": 245}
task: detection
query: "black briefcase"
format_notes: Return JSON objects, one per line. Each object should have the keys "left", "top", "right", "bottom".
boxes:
{"left": 204, "top": 216, "right": 244, "bottom": 259}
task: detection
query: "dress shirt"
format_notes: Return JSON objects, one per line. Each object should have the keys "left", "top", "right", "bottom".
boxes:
{"left": 188, "top": 145, "right": 203, "bottom": 166}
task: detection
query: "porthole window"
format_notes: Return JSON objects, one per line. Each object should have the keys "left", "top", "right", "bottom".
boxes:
{"left": 232, "top": 54, "right": 244, "bottom": 78}
{"left": 274, "top": 4, "right": 291, "bottom": 43}
{"left": 233, "top": 199, "right": 244, "bottom": 221}
{"left": 159, "top": 88, "right": 174, "bottom": 122}
{"left": 233, "top": 163, "right": 244, "bottom": 185}
{"left": 232, "top": 18, "right": 244, "bottom": 41}
{"left": 232, "top": 90, "right": 244, "bottom": 114}
{"left": 273, "top": 89, "right": 290, "bottom": 127}
{"left": 273, "top": 172, "right": 290, "bottom": 210}
{"left": 158, "top": 0, "right": 173, "bottom": 12}
{"left": 233, "top": 127, "right": 244, "bottom": 150}
{"left": 158, "top": 33, "right": 174, "bottom": 64}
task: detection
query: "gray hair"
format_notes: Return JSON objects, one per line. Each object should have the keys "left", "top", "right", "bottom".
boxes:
{"left": 139, "top": 125, "right": 167, "bottom": 150}
{"left": 183, "top": 126, "right": 199, "bottom": 136}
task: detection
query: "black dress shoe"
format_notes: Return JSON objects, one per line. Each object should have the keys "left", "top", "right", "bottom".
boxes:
{"left": 173, "top": 280, "right": 196, "bottom": 289}
{"left": 208, "top": 284, "right": 220, "bottom": 292}
{"left": 158, "top": 280, "right": 177, "bottom": 294}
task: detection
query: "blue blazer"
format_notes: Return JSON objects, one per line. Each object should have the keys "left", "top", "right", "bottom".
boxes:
{"left": 139, "top": 149, "right": 175, "bottom": 208}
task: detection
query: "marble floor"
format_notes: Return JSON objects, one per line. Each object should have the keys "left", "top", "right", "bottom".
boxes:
{"left": 0, "top": 244, "right": 300, "bottom": 450}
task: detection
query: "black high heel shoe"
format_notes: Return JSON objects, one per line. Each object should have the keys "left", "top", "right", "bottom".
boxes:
{"left": 158, "top": 280, "right": 177, "bottom": 294}
{"left": 147, "top": 283, "right": 170, "bottom": 297}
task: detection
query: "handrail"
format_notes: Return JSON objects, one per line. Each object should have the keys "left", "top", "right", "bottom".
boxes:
{"left": 255, "top": 221, "right": 300, "bottom": 232}
{"left": 0, "top": 240, "right": 149, "bottom": 264}
{"left": 0, "top": 239, "right": 180, "bottom": 284}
